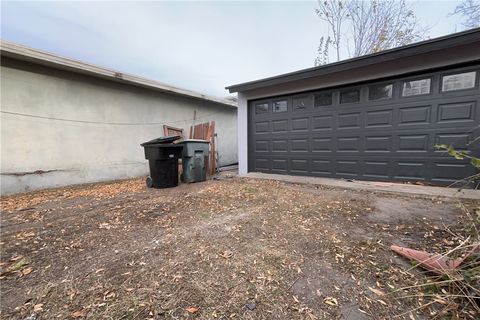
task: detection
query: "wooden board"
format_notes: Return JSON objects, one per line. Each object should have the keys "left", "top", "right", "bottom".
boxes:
{"left": 189, "top": 121, "right": 217, "bottom": 175}
{"left": 163, "top": 125, "right": 184, "bottom": 142}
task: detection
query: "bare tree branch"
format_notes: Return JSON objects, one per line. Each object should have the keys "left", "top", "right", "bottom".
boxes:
{"left": 453, "top": 0, "right": 480, "bottom": 28}
{"left": 314, "top": 0, "right": 427, "bottom": 64}
{"left": 315, "top": 0, "right": 349, "bottom": 61}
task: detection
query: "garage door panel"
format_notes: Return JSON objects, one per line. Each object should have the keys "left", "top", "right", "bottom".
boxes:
{"left": 271, "top": 159, "right": 288, "bottom": 172}
{"left": 365, "top": 109, "right": 394, "bottom": 128}
{"left": 248, "top": 65, "right": 479, "bottom": 185}
{"left": 290, "top": 139, "right": 309, "bottom": 152}
{"left": 255, "top": 159, "right": 270, "bottom": 171}
{"left": 312, "top": 138, "right": 334, "bottom": 152}
{"left": 394, "top": 161, "right": 427, "bottom": 180}
{"left": 434, "top": 132, "right": 471, "bottom": 151}
{"left": 255, "top": 121, "right": 270, "bottom": 133}
{"left": 312, "top": 115, "right": 334, "bottom": 131}
{"left": 365, "top": 136, "right": 392, "bottom": 152}
{"left": 271, "top": 139, "right": 288, "bottom": 152}
{"left": 291, "top": 117, "right": 309, "bottom": 131}
{"left": 337, "top": 137, "right": 360, "bottom": 152}
{"left": 311, "top": 159, "right": 333, "bottom": 174}
{"left": 397, "top": 134, "right": 429, "bottom": 152}
{"left": 338, "top": 112, "right": 362, "bottom": 129}
{"left": 431, "top": 162, "right": 472, "bottom": 183}
{"left": 399, "top": 105, "right": 432, "bottom": 126}
{"left": 336, "top": 160, "right": 359, "bottom": 176}
{"left": 364, "top": 161, "right": 390, "bottom": 178}
{"left": 437, "top": 101, "right": 476, "bottom": 123}
{"left": 291, "top": 159, "right": 309, "bottom": 173}
{"left": 272, "top": 119, "right": 289, "bottom": 132}
{"left": 255, "top": 140, "right": 269, "bottom": 152}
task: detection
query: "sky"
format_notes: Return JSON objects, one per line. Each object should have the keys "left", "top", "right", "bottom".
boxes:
{"left": 1, "top": 1, "right": 468, "bottom": 97}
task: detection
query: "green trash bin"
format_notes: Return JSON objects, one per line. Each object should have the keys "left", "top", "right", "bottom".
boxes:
{"left": 181, "top": 139, "right": 210, "bottom": 183}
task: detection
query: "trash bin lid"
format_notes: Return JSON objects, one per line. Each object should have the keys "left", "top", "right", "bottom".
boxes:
{"left": 181, "top": 139, "right": 210, "bottom": 144}
{"left": 141, "top": 136, "right": 181, "bottom": 146}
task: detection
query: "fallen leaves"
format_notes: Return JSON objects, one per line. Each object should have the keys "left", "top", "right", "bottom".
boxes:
{"left": 21, "top": 267, "right": 33, "bottom": 276}
{"left": 0, "top": 178, "right": 144, "bottom": 212}
{"left": 323, "top": 297, "right": 338, "bottom": 306}
{"left": 0, "top": 257, "right": 32, "bottom": 278}
{"left": 5, "top": 257, "right": 30, "bottom": 272}
{"left": 185, "top": 306, "right": 199, "bottom": 313}
{"left": 33, "top": 304, "right": 44, "bottom": 312}
{"left": 219, "top": 249, "right": 234, "bottom": 259}
{"left": 1, "top": 176, "right": 476, "bottom": 320}
{"left": 72, "top": 309, "right": 87, "bottom": 318}
{"left": 16, "top": 231, "right": 36, "bottom": 240}
{"left": 367, "top": 286, "right": 385, "bottom": 297}
{"left": 103, "top": 290, "right": 116, "bottom": 300}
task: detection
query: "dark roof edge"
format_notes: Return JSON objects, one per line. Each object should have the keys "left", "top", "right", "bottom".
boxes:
{"left": 226, "top": 28, "right": 480, "bottom": 93}
{"left": 0, "top": 40, "right": 237, "bottom": 108}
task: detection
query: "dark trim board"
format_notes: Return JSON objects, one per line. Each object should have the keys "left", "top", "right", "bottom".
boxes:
{"left": 247, "top": 64, "right": 480, "bottom": 186}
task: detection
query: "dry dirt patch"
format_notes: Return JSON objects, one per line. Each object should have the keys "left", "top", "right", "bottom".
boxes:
{"left": 0, "top": 176, "right": 478, "bottom": 319}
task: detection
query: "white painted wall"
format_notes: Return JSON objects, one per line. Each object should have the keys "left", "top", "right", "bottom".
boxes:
{"left": 1, "top": 58, "right": 237, "bottom": 194}
{"left": 237, "top": 93, "right": 248, "bottom": 175}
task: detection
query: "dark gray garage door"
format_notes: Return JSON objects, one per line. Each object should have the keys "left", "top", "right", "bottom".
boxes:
{"left": 248, "top": 65, "right": 480, "bottom": 185}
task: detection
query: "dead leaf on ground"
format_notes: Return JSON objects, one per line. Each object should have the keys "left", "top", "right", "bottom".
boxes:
{"left": 368, "top": 286, "right": 385, "bottom": 296}
{"left": 185, "top": 306, "right": 199, "bottom": 313}
{"left": 33, "top": 304, "right": 44, "bottom": 312}
{"left": 219, "top": 249, "right": 233, "bottom": 259}
{"left": 21, "top": 267, "right": 33, "bottom": 276}
{"left": 10, "top": 255, "right": 24, "bottom": 261}
{"left": 72, "top": 309, "right": 87, "bottom": 318}
{"left": 103, "top": 290, "right": 116, "bottom": 300}
{"left": 323, "top": 297, "right": 338, "bottom": 306}
{"left": 377, "top": 299, "right": 388, "bottom": 305}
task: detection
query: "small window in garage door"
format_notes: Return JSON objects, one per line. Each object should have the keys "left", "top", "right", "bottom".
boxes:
{"left": 442, "top": 71, "right": 476, "bottom": 92}
{"left": 292, "top": 96, "right": 311, "bottom": 111}
{"left": 402, "top": 78, "right": 431, "bottom": 96}
{"left": 340, "top": 89, "right": 360, "bottom": 104}
{"left": 369, "top": 83, "right": 393, "bottom": 101}
{"left": 273, "top": 100, "right": 288, "bottom": 112}
{"left": 314, "top": 92, "right": 333, "bottom": 107}
{"left": 255, "top": 102, "right": 269, "bottom": 114}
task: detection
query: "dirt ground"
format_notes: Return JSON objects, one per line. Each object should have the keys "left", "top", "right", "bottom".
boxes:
{"left": 1, "top": 174, "right": 479, "bottom": 320}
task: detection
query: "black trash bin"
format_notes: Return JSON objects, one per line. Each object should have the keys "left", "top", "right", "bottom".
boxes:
{"left": 141, "top": 137, "right": 183, "bottom": 188}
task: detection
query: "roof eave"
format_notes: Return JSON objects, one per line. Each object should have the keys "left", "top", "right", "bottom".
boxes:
{"left": 226, "top": 28, "right": 480, "bottom": 93}
{"left": 0, "top": 40, "right": 237, "bottom": 108}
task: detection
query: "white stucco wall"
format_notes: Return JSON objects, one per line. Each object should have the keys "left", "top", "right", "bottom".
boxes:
{"left": 1, "top": 59, "right": 237, "bottom": 195}
{"left": 237, "top": 93, "right": 248, "bottom": 175}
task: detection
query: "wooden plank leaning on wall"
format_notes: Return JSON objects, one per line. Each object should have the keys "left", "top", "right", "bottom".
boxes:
{"left": 189, "top": 121, "right": 217, "bottom": 175}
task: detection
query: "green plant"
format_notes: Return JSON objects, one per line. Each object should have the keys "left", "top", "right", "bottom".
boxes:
{"left": 435, "top": 144, "right": 480, "bottom": 189}
{"left": 435, "top": 144, "right": 480, "bottom": 168}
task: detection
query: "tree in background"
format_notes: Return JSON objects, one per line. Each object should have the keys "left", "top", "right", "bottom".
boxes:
{"left": 315, "top": 0, "right": 426, "bottom": 66}
{"left": 314, "top": 36, "right": 333, "bottom": 66}
{"left": 452, "top": 0, "right": 480, "bottom": 29}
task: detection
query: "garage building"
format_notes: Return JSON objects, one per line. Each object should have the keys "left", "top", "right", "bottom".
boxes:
{"left": 227, "top": 28, "right": 480, "bottom": 185}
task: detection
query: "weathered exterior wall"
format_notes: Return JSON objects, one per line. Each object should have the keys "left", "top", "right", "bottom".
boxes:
{"left": 1, "top": 58, "right": 237, "bottom": 194}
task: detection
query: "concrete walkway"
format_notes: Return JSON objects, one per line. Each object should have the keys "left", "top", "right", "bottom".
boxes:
{"left": 245, "top": 172, "right": 480, "bottom": 200}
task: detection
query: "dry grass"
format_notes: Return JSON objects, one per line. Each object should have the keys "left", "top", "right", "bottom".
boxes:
{"left": 389, "top": 203, "right": 480, "bottom": 319}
